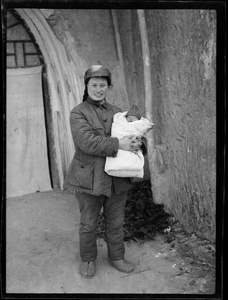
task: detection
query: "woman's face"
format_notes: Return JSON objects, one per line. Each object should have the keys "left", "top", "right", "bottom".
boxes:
{"left": 87, "top": 77, "right": 109, "bottom": 101}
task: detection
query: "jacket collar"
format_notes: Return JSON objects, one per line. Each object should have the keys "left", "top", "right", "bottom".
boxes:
{"left": 86, "top": 96, "right": 107, "bottom": 108}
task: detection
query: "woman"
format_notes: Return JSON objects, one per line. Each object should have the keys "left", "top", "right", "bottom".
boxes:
{"left": 64, "top": 65, "right": 142, "bottom": 279}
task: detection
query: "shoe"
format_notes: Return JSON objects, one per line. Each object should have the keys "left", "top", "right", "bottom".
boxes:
{"left": 110, "top": 259, "right": 134, "bottom": 273}
{"left": 79, "top": 261, "right": 96, "bottom": 279}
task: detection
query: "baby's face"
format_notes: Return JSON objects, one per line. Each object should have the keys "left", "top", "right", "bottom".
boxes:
{"left": 126, "top": 115, "right": 139, "bottom": 122}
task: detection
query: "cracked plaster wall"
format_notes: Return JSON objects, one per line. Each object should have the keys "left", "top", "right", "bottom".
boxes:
{"left": 143, "top": 10, "right": 216, "bottom": 242}
{"left": 115, "top": 9, "right": 216, "bottom": 242}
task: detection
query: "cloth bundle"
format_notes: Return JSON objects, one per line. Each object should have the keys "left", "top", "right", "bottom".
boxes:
{"left": 105, "top": 111, "right": 154, "bottom": 178}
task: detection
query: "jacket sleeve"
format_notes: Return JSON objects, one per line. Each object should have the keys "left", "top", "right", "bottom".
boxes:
{"left": 141, "top": 137, "right": 147, "bottom": 156}
{"left": 70, "top": 109, "right": 119, "bottom": 157}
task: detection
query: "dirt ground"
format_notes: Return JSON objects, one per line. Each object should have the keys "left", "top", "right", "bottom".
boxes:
{"left": 5, "top": 188, "right": 216, "bottom": 295}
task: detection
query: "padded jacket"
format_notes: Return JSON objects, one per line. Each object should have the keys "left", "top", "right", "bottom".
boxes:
{"left": 63, "top": 99, "right": 132, "bottom": 197}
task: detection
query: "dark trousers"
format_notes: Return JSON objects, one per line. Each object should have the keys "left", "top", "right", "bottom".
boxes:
{"left": 76, "top": 190, "right": 128, "bottom": 262}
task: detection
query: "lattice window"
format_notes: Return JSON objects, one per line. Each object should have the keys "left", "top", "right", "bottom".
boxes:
{"left": 6, "top": 10, "right": 43, "bottom": 68}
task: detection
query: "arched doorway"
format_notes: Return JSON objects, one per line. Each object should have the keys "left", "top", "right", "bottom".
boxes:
{"left": 6, "top": 9, "right": 54, "bottom": 197}
{"left": 6, "top": 8, "right": 82, "bottom": 197}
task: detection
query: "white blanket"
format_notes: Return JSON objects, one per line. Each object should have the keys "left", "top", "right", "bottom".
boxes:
{"left": 105, "top": 111, "right": 154, "bottom": 178}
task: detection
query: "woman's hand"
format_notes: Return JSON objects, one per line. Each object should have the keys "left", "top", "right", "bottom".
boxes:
{"left": 118, "top": 135, "right": 142, "bottom": 152}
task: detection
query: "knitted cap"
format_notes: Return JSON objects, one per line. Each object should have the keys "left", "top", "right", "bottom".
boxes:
{"left": 84, "top": 65, "right": 111, "bottom": 83}
{"left": 126, "top": 104, "right": 141, "bottom": 119}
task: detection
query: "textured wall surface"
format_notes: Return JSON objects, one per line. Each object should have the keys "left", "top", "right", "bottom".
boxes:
{"left": 116, "top": 10, "right": 216, "bottom": 242}
{"left": 144, "top": 10, "right": 216, "bottom": 241}
{"left": 55, "top": 9, "right": 129, "bottom": 111}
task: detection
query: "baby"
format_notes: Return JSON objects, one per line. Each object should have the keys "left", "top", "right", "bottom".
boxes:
{"left": 126, "top": 105, "right": 141, "bottom": 122}
{"left": 105, "top": 105, "right": 154, "bottom": 178}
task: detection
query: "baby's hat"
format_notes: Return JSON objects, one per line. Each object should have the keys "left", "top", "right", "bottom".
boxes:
{"left": 126, "top": 104, "right": 141, "bottom": 119}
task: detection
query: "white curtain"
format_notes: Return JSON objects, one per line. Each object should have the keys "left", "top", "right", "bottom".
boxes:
{"left": 6, "top": 66, "right": 52, "bottom": 198}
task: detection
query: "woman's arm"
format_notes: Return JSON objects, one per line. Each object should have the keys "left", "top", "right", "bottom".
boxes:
{"left": 141, "top": 137, "right": 147, "bottom": 155}
{"left": 70, "top": 109, "right": 119, "bottom": 157}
